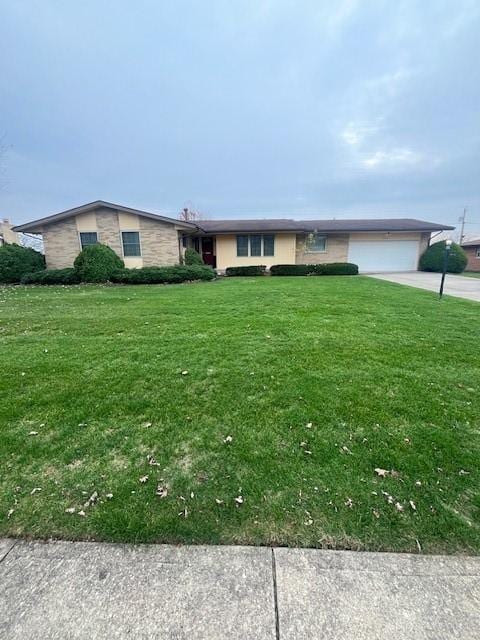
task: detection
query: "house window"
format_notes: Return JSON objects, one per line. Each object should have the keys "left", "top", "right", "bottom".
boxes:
{"left": 122, "top": 231, "right": 141, "bottom": 257}
{"left": 250, "top": 235, "right": 262, "bottom": 257}
{"left": 236, "top": 234, "right": 275, "bottom": 257}
{"left": 236, "top": 235, "right": 249, "bottom": 257}
{"left": 476, "top": 248, "right": 480, "bottom": 258}
{"left": 263, "top": 235, "right": 274, "bottom": 256}
{"left": 305, "top": 233, "right": 327, "bottom": 252}
{"left": 79, "top": 232, "right": 98, "bottom": 249}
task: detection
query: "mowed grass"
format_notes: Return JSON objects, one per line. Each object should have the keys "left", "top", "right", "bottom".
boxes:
{"left": 1, "top": 277, "right": 479, "bottom": 554}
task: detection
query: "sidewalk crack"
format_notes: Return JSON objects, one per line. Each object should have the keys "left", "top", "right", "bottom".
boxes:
{"left": 0, "top": 539, "right": 19, "bottom": 564}
{"left": 271, "top": 548, "right": 280, "bottom": 640}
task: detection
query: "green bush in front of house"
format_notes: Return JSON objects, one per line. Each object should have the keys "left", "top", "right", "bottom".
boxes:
{"left": 270, "top": 264, "right": 313, "bottom": 276}
{"left": 225, "top": 265, "right": 266, "bottom": 276}
{"left": 184, "top": 248, "right": 204, "bottom": 265}
{"left": 314, "top": 262, "right": 359, "bottom": 275}
{"left": 21, "top": 268, "right": 81, "bottom": 285}
{"left": 0, "top": 243, "right": 46, "bottom": 283}
{"left": 270, "top": 262, "right": 358, "bottom": 276}
{"left": 73, "top": 243, "right": 124, "bottom": 282}
{"left": 419, "top": 241, "right": 467, "bottom": 274}
{"left": 110, "top": 265, "right": 216, "bottom": 284}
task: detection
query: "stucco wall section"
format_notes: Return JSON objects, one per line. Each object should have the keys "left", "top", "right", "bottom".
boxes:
{"left": 464, "top": 246, "right": 480, "bottom": 272}
{"left": 138, "top": 217, "right": 180, "bottom": 267}
{"left": 42, "top": 218, "right": 80, "bottom": 269}
{"left": 296, "top": 234, "right": 349, "bottom": 264}
{"left": 215, "top": 233, "right": 296, "bottom": 270}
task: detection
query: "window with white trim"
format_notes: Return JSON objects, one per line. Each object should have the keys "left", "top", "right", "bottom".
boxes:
{"left": 305, "top": 233, "right": 327, "bottom": 252}
{"left": 79, "top": 232, "right": 98, "bottom": 249}
{"left": 236, "top": 234, "right": 275, "bottom": 257}
{"left": 476, "top": 248, "right": 480, "bottom": 258}
{"left": 122, "top": 231, "right": 141, "bottom": 257}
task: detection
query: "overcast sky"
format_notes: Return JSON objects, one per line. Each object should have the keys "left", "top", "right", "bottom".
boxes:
{"left": 1, "top": 1, "right": 479, "bottom": 234}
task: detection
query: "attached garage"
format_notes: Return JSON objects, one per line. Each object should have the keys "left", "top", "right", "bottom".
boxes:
{"left": 348, "top": 239, "right": 421, "bottom": 273}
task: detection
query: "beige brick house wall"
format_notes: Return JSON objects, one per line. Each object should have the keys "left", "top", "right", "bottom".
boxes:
{"left": 41, "top": 206, "right": 182, "bottom": 269}
{"left": 138, "top": 217, "right": 181, "bottom": 267}
{"left": 295, "top": 234, "right": 349, "bottom": 264}
{"left": 42, "top": 218, "right": 80, "bottom": 269}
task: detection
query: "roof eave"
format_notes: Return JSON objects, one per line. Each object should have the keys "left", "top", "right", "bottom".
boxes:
{"left": 13, "top": 200, "right": 197, "bottom": 233}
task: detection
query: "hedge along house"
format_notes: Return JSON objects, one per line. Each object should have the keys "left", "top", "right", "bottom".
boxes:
{"left": 14, "top": 200, "right": 454, "bottom": 273}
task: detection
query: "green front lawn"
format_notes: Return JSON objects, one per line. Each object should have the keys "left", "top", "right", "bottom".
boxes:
{"left": 463, "top": 272, "right": 480, "bottom": 278}
{"left": 1, "top": 277, "right": 479, "bottom": 553}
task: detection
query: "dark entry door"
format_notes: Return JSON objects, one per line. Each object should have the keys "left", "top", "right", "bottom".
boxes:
{"left": 201, "top": 237, "right": 216, "bottom": 267}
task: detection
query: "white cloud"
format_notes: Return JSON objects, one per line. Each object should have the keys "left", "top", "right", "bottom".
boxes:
{"left": 340, "top": 121, "right": 381, "bottom": 146}
{"left": 361, "top": 147, "right": 432, "bottom": 170}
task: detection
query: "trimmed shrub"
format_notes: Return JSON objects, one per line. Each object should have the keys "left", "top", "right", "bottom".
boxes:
{"left": 74, "top": 243, "right": 124, "bottom": 282}
{"left": 270, "top": 264, "right": 313, "bottom": 276}
{"left": 225, "top": 265, "right": 266, "bottom": 276}
{"left": 184, "top": 248, "right": 204, "bottom": 265}
{"left": 419, "top": 241, "right": 467, "bottom": 274}
{"left": 270, "top": 262, "right": 358, "bottom": 276}
{"left": 0, "top": 243, "right": 45, "bottom": 283}
{"left": 110, "top": 265, "right": 215, "bottom": 284}
{"left": 313, "top": 262, "right": 358, "bottom": 275}
{"left": 21, "top": 268, "right": 81, "bottom": 285}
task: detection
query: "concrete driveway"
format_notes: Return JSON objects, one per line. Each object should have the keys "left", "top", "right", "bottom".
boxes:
{"left": 369, "top": 272, "right": 480, "bottom": 302}
{"left": 1, "top": 539, "right": 480, "bottom": 639}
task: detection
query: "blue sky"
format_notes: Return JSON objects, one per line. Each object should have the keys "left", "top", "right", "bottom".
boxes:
{"left": 1, "top": 1, "right": 479, "bottom": 234}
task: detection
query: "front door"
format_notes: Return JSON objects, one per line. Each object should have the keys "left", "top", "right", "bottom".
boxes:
{"left": 201, "top": 237, "right": 216, "bottom": 267}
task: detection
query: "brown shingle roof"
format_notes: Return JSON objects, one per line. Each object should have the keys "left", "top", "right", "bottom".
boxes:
{"left": 197, "top": 218, "right": 454, "bottom": 234}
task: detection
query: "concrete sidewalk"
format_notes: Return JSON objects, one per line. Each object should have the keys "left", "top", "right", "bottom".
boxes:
{"left": 369, "top": 272, "right": 480, "bottom": 302}
{"left": 1, "top": 539, "right": 479, "bottom": 639}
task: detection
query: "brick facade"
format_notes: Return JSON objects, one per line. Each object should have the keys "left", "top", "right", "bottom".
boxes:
{"left": 40, "top": 206, "right": 182, "bottom": 269}
{"left": 463, "top": 246, "right": 480, "bottom": 272}
{"left": 295, "top": 234, "right": 349, "bottom": 264}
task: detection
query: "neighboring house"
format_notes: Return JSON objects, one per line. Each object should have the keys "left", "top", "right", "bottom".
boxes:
{"left": 0, "top": 218, "right": 19, "bottom": 246}
{"left": 13, "top": 200, "right": 454, "bottom": 273}
{"left": 461, "top": 239, "right": 480, "bottom": 272}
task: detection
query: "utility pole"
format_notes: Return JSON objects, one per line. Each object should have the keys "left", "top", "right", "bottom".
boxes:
{"left": 459, "top": 207, "right": 467, "bottom": 244}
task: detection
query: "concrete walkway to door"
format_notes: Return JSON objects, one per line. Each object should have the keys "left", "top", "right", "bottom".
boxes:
{"left": 369, "top": 272, "right": 480, "bottom": 302}
{"left": 1, "top": 538, "right": 480, "bottom": 639}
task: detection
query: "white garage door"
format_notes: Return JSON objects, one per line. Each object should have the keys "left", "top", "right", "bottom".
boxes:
{"left": 348, "top": 240, "right": 420, "bottom": 272}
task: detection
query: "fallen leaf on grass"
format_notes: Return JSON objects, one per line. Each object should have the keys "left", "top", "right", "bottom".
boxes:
{"left": 344, "top": 497, "right": 354, "bottom": 508}
{"left": 215, "top": 498, "right": 224, "bottom": 505}
{"left": 374, "top": 468, "right": 389, "bottom": 478}
{"left": 223, "top": 435, "right": 233, "bottom": 443}
{"left": 7, "top": 508, "right": 15, "bottom": 519}
{"left": 139, "top": 476, "right": 149, "bottom": 484}
{"left": 459, "top": 469, "right": 470, "bottom": 476}
{"left": 235, "top": 495, "right": 244, "bottom": 506}
{"left": 84, "top": 491, "right": 98, "bottom": 507}
{"left": 181, "top": 370, "right": 189, "bottom": 376}
{"left": 147, "top": 454, "right": 160, "bottom": 466}
{"left": 65, "top": 507, "right": 76, "bottom": 514}
{"left": 395, "top": 502, "right": 404, "bottom": 512}
{"left": 156, "top": 485, "right": 168, "bottom": 498}
{"left": 409, "top": 500, "right": 417, "bottom": 511}
{"left": 78, "top": 510, "right": 86, "bottom": 517}
{"left": 30, "top": 487, "right": 42, "bottom": 495}
{"left": 142, "top": 422, "right": 152, "bottom": 428}
{"left": 28, "top": 431, "right": 38, "bottom": 436}
{"left": 105, "top": 493, "right": 113, "bottom": 500}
